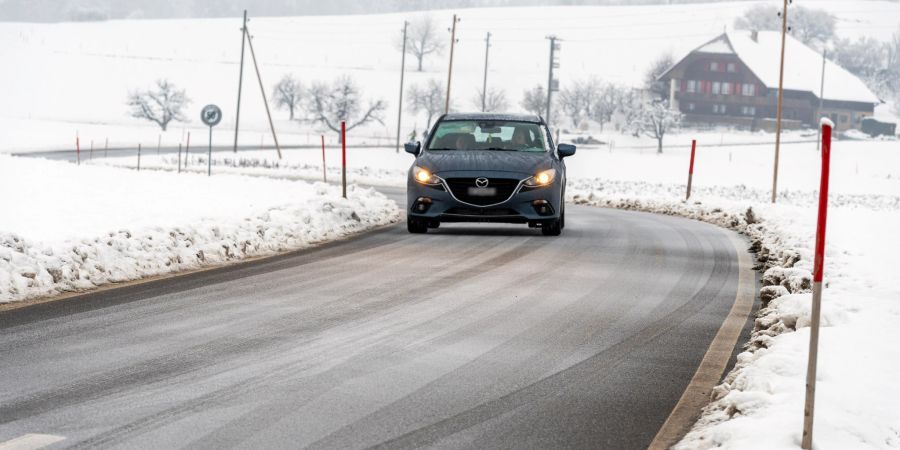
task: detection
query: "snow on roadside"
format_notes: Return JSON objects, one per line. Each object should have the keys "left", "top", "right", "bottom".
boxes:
{"left": 0, "top": 155, "right": 400, "bottom": 304}
{"left": 568, "top": 180, "right": 900, "bottom": 449}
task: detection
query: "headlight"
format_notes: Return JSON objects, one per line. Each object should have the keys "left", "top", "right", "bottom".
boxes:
{"left": 524, "top": 168, "right": 557, "bottom": 187}
{"left": 413, "top": 165, "right": 442, "bottom": 185}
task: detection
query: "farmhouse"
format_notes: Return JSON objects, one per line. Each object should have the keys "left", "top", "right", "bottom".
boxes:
{"left": 658, "top": 31, "right": 880, "bottom": 131}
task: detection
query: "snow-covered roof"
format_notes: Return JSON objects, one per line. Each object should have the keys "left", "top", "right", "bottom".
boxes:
{"left": 671, "top": 31, "right": 880, "bottom": 105}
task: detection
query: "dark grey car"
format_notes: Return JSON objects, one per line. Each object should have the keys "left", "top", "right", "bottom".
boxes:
{"left": 404, "top": 113, "right": 576, "bottom": 236}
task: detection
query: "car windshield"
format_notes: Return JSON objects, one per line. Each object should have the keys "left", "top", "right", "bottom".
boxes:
{"left": 426, "top": 120, "right": 547, "bottom": 152}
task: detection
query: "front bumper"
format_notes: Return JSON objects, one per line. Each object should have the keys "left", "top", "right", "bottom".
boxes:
{"left": 407, "top": 176, "right": 562, "bottom": 224}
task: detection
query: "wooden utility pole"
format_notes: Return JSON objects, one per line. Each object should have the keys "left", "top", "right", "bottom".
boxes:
{"left": 816, "top": 48, "right": 827, "bottom": 152}
{"left": 233, "top": 10, "right": 248, "bottom": 153}
{"left": 244, "top": 24, "right": 283, "bottom": 159}
{"left": 771, "top": 0, "right": 789, "bottom": 203}
{"left": 444, "top": 14, "right": 460, "bottom": 114}
{"left": 546, "top": 35, "right": 559, "bottom": 124}
{"left": 481, "top": 31, "right": 492, "bottom": 112}
{"left": 396, "top": 20, "right": 409, "bottom": 153}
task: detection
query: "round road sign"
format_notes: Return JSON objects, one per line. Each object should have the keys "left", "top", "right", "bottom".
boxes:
{"left": 201, "top": 104, "right": 222, "bottom": 127}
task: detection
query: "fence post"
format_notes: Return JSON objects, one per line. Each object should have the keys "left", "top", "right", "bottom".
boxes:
{"left": 185, "top": 132, "right": 191, "bottom": 168}
{"left": 178, "top": 143, "right": 183, "bottom": 173}
{"left": 341, "top": 122, "right": 347, "bottom": 198}
{"left": 801, "top": 118, "right": 833, "bottom": 450}
{"left": 137, "top": 143, "right": 142, "bottom": 171}
{"left": 686, "top": 139, "right": 697, "bottom": 200}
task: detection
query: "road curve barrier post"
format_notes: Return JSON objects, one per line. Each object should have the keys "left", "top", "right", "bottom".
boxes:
{"left": 178, "top": 143, "right": 183, "bottom": 174}
{"left": 686, "top": 139, "right": 697, "bottom": 201}
{"left": 76, "top": 132, "right": 81, "bottom": 165}
{"left": 341, "top": 121, "right": 347, "bottom": 199}
{"left": 321, "top": 135, "right": 327, "bottom": 183}
{"left": 801, "top": 117, "right": 833, "bottom": 450}
{"left": 185, "top": 132, "right": 191, "bottom": 168}
{"left": 137, "top": 143, "right": 141, "bottom": 171}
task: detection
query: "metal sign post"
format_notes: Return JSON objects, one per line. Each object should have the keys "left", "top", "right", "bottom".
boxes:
{"left": 802, "top": 117, "right": 834, "bottom": 450}
{"left": 341, "top": 121, "right": 347, "bottom": 199}
{"left": 201, "top": 104, "right": 223, "bottom": 177}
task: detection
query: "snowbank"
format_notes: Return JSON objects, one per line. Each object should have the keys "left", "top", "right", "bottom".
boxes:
{"left": 568, "top": 180, "right": 900, "bottom": 449}
{"left": 0, "top": 155, "right": 400, "bottom": 303}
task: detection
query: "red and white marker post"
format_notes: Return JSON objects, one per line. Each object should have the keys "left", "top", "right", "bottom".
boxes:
{"left": 686, "top": 139, "right": 697, "bottom": 200}
{"left": 76, "top": 132, "right": 81, "bottom": 165}
{"left": 341, "top": 121, "right": 347, "bottom": 199}
{"left": 801, "top": 117, "right": 833, "bottom": 450}
{"left": 321, "top": 134, "right": 327, "bottom": 183}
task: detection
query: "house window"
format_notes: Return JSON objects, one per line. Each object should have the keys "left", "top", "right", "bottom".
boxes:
{"left": 687, "top": 102, "right": 695, "bottom": 111}
{"left": 741, "top": 106, "right": 756, "bottom": 116}
{"left": 727, "top": 62, "right": 737, "bottom": 73}
{"left": 712, "top": 81, "right": 721, "bottom": 95}
{"left": 742, "top": 83, "right": 756, "bottom": 96}
{"left": 686, "top": 80, "right": 697, "bottom": 93}
{"left": 840, "top": 115, "right": 848, "bottom": 123}
{"left": 722, "top": 82, "right": 732, "bottom": 95}
{"left": 713, "top": 104, "right": 727, "bottom": 114}
{"left": 710, "top": 62, "right": 719, "bottom": 72}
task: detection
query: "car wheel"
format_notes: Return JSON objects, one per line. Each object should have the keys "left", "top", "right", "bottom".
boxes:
{"left": 541, "top": 218, "right": 562, "bottom": 236}
{"left": 407, "top": 218, "right": 428, "bottom": 234}
{"left": 560, "top": 208, "right": 565, "bottom": 229}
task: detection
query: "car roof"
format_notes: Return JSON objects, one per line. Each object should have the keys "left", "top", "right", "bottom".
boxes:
{"left": 440, "top": 113, "right": 544, "bottom": 124}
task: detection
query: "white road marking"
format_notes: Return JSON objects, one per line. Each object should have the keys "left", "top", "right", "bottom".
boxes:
{"left": 0, "top": 434, "right": 66, "bottom": 450}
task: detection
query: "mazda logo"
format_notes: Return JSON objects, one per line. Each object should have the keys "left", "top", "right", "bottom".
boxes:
{"left": 475, "top": 177, "right": 489, "bottom": 188}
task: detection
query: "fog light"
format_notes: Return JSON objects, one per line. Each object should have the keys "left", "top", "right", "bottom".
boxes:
{"left": 531, "top": 199, "right": 554, "bottom": 216}
{"left": 414, "top": 197, "right": 432, "bottom": 213}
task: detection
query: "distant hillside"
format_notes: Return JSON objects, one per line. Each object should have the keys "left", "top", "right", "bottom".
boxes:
{"left": 1, "top": 0, "right": 754, "bottom": 22}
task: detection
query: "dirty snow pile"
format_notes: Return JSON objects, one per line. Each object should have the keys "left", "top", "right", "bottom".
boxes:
{"left": 568, "top": 181, "right": 900, "bottom": 449}
{"left": 0, "top": 155, "right": 400, "bottom": 303}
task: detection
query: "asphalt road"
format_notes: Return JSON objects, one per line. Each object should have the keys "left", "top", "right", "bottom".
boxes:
{"left": 0, "top": 179, "right": 753, "bottom": 449}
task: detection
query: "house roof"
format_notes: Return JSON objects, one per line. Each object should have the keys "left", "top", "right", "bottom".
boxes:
{"left": 661, "top": 31, "right": 880, "bottom": 105}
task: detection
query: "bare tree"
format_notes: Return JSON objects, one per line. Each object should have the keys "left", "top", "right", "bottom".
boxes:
{"left": 558, "top": 79, "right": 601, "bottom": 128}
{"left": 407, "top": 79, "right": 444, "bottom": 129}
{"left": 399, "top": 15, "right": 445, "bottom": 72}
{"left": 520, "top": 84, "right": 546, "bottom": 117}
{"left": 629, "top": 97, "right": 682, "bottom": 154}
{"left": 590, "top": 83, "right": 623, "bottom": 132}
{"left": 735, "top": 5, "right": 835, "bottom": 48}
{"left": 126, "top": 79, "right": 190, "bottom": 131}
{"left": 272, "top": 74, "right": 303, "bottom": 120}
{"left": 644, "top": 53, "right": 674, "bottom": 101}
{"left": 472, "top": 87, "right": 509, "bottom": 112}
{"left": 304, "top": 76, "right": 386, "bottom": 140}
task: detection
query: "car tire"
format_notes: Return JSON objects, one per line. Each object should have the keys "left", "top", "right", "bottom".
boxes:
{"left": 541, "top": 218, "right": 562, "bottom": 236}
{"left": 560, "top": 208, "right": 565, "bottom": 229}
{"left": 407, "top": 218, "right": 428, "bottom": 234}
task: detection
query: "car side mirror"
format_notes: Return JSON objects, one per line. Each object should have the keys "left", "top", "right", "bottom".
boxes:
{"left": 404, "top": 141, "right": 421, "bottom": 156}
{"left": 557, "top": 143, "right": 576, "bottom": 158}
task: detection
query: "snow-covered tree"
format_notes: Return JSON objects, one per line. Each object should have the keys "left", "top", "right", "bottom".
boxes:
{"left": 558, "top": 79, "right": 601, "bottom": 128}
{"left": 734, "top": 5, "right": 836, "bottom": 48}
{"left": 126, "top": 79, "right": 190, "bottom": 131}
{"left": 590, "top": 84, "right": 624, "bottom": 132}
{"left": 407, "top": 79, "right": 444, "bottom": 129}
{"left": 472, "top": 87, "right": 509, "bottom": 112}
{"left": 304, "top": 76, "right": 386, "bottom": 139}
{"left": 630, "top": 97, "right": 682, "bottom": 154}
{"left": 520, "top": 84, "right": 546, "bottom": 118}
{"left": 271, "top": 74, "right": 303, "bottom": 120}
{"left": 644, "top": 53, "right": 673, "bottom": 101}
{"left": 399, "top": 15, "right": 445, "bottom": 72}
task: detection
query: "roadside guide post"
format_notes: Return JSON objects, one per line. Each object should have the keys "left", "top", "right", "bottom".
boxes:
{"left": 321, "top": 135, "right": 327, "bottom": 183}
{"left": 201, "top": 104, "right": 223, "bottom": 177}
{"left": 802, "top": 117, "right": 833, "bottom": 450}
{"left": 341, "top": 121, "right": 347, "bottom": 199}
{"left": 76, "top": 132, "right": 81, "bottom": 165}
{"left": 686, "top": 139, "right": 697, "bottom": 200}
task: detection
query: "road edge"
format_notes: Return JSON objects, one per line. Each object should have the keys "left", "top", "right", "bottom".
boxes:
{"left": 648, "top": 230, "right": 756, "bottom": 450}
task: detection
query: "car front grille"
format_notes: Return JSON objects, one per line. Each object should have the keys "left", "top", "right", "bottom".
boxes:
{"left": 445, "top": 178, "right": 520, "bottom": 206}
{"left": 444, "top": 207, "right": 519, "bottom": 216}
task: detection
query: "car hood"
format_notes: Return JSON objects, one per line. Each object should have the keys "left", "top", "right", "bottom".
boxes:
{"left": 417, "top": 150, "right": 551, "bottom": 175}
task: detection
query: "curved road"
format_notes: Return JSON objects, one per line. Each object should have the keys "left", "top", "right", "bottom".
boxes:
{"left": 0, "top": 183, "right": 754, "bottom": 449}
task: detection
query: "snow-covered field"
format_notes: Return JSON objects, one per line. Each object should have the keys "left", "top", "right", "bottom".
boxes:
{"left": 0, "top": 155, "right": 400, "bottom": 304}
{"left": 1, "top": 1, "right": 898, "bottom": 153}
